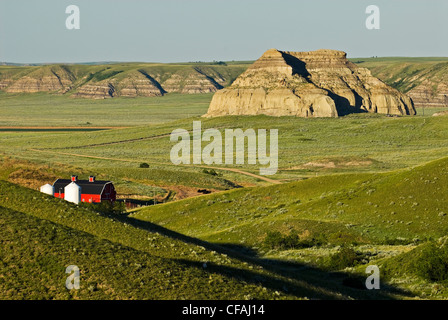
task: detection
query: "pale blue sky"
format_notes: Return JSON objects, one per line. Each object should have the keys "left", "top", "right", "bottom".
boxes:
{"left": 0, "top": 0, "right": 447, "bottom": 63}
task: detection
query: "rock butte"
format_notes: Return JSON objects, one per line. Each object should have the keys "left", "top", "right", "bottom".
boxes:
{"left": 205, "top": 49, "right": 416, "bottom": 118}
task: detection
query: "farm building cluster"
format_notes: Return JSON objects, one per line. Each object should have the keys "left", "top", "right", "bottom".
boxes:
{"left": 40, "top": 175, "right": 116, "bottom": 204}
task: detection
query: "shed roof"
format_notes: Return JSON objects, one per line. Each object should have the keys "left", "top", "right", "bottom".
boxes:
{"left": 53, "top": 179, "right": 112, "bottom": 195}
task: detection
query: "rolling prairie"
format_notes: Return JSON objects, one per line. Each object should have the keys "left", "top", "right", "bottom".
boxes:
{"left": 2, "top": 57, "right": 448, "bottom": 299}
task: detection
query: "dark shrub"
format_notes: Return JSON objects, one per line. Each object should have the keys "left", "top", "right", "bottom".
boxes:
{"left": 80, "top": 201, "right": 126, "bottom": 215}
{"left": 324, "top": 247, "right": 364, "bottom": 270}
{"left": 139, "top": 163, "right": 150, "bottom": 168}
{"left": 413, "top": 242, "right": 448, "bottom": 282}
{"left": 264, "top": 231, "right": 284, "bottom": 249}
{"left": 201, "top": 168, "right": 221, "bottom": 176}
{"left": 263, "top": 230, "right": 327, "bottom": 250}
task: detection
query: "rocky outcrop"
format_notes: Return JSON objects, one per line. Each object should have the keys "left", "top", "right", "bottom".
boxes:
{"left": 69, "top": 66, "right": 232, "bottom": 98}
{"left": 433, "top": 110, "right": 448, "bottom": 117}
{"left": 72, "top": 82, "right": 117, "bottom": 99}
{"left": 408, "top": 81, "right": 448, "bottom": 109}
{"left": 161, "top": 73, "right": 218, "bottom": 94}
{"left": 205, "top": 49, "right": 416, "bottom": 118}
{"left": 354, "top": 59, "right": 448, "bottom": 110}
{"left": 5, "top": 65, "right": 74, "bottom": 94}
{"left": 151, "top": 67, "right": 225, "bottom": 94}
{"left": 73, "top": 70, "right": 166, "bottom": 99}
{"left": 0, "top": 63, "right": 247, "bottom": 99}
{"left": 0, "top": 79, "right": 13, "bottom": 90}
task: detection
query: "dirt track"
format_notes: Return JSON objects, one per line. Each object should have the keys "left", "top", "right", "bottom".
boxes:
{"left": 199, "top": 166, "right": 282, "bottom": 184}
{"left": 0, "top": 126, "right": 128, "bottom": 130}
{"left": 28, "top": 148, "right": 282, "bottom": 185}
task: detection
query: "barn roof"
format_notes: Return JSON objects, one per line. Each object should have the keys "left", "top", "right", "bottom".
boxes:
{"left": 53, "top": 179, "right": 112, "bottom": 195}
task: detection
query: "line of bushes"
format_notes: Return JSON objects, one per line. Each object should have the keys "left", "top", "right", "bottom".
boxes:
{"left": 79, "top": 201, "right": 126, "bottom": 215}
{"left": 263, "top": 230, "right": 327, "bottom": 250}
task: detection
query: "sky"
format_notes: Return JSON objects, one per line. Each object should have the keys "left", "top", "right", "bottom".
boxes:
{"left": 0, "top": 0, "right": 447, "bottom": 63}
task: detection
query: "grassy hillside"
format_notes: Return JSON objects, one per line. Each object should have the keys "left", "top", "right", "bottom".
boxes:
{"left": 351, "top": 57, "right": 448, "bottom": 111}
{"left": 0, "top": 62, "right": 249, "bottom": 97}
{"left": 0, "top": 156, "right": 239, "bottom": 209}
{"left": 351, "top": 57, "right": 448, "bottom": 93}
{"left": 2, "top": 205, "right": 249, "bottom": 300}
{"left": 0, "top": 180, "right": 407, "bottom": 299}
{"left": 132, "top": 156, "right": 448, "bottom": 298}
{"left": 3, "top": 113, "right": 448, "bottom": 183}
{"left": 134, "top": 156, "right": 448, "bottom": 242}
{"left": 3, "top": 57, "right": 448, "bottom": 300}
{"left": 0, "top": 180, "right": 287, "bottom": 300}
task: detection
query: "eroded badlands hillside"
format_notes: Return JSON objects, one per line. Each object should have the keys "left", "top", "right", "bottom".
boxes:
{"left": 205, "top": 49, "right": 416, "bottom": 118}
{"left": 0, "top": 63, "right": 247, "bottom": 99}
{"left": 355, "top": 58, "right": 448, "bottom": 109}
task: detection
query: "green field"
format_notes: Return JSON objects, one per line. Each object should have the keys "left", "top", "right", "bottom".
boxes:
{"left": 0, "top": 180, "right": 403, "bottom": 300}
{"left": 132, "top": 156, "right": 448, "bottom": 298}
{"left": 0, "top": 92, "right": 212, "bottom": 127}
{"left": 2, "top": 57, "right": 448, "bottom": 299}
{"left": 2, "top": 112, "right": 448, "bottom": 181}
{"left": 2, "top": 55, "right": 448, "bottom": 127}
{"left": 1, "top": 98, "right": 448, "bottom": 298}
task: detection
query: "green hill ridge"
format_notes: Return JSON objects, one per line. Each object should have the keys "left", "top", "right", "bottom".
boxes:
{"left": 1, "top": 179, "right": 396, "bottom": 299}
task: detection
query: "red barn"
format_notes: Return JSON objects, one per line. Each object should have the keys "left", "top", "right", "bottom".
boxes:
{"left": 53, "top": 175, "right": 116, "bottom": 203}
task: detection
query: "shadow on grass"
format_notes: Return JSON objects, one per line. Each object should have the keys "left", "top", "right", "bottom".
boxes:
{"left": 118, "top": 214, "right": 414, "bottom": 300}
{"left": 217, "top": 243, "right": 259, "bottom": 257}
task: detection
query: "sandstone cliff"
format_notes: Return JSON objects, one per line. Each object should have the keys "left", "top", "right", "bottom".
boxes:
{"left": 354, "top": 58, "right": 448, "bottom": 110}
{"left": 0, "top": 63, "right": 247, "bottom": 99}
{"left": 5, "top": 65, "right": 74, "bottom": 94}
{"left": 73, "top": 70, "right": 165, "bottom": 99}
{"left": 405, "top": 82, "right": 448, "bottom": 109}
{"left": 205, "top": 49, "right": 416, "bottom": 118}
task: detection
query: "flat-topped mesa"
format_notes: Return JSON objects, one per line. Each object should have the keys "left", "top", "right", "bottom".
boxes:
{"left": 247, "top": 49, "right": 295, "bottom": 74}
{"left": 286, "top": 49, "right": 352, "bottom": 70}
{"left": 205, "top": 49, "right": 416, "bottom": 118}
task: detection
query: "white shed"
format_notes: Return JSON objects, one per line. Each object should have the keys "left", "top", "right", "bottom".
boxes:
{"left": 64, "top": 182, "right": 81, "bottom": 204}
{"left": 40, "top": 184, "right": 54, "bottom": 196}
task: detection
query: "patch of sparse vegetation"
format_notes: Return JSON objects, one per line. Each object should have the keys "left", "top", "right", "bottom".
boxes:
{"left": 322, "top": 247, "right": 366, "bottom": 271}
{"left": 201, "top": 168, "right": 222, "bottom": 177}
{"left": 413, "top": 242, "right": 448, "bottom": 282}
{"left": 263, "top": 230, "right": 327, "bottom": 250}
{"left": 79, "top": 201, "right": 126, "bottom": 215}
{"left": 383, "top": 240, "right": 448, "bottom": 283}
{"left": 139, "top": 162, "right": 150, "bottom": 168}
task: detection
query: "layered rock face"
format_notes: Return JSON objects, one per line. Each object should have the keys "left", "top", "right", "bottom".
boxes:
{"left": 73, "top": 70, "right": 165, "bottom": 99}
{"left": 354, "top": 59, "right": 448, "bottom": 109}
{"left": 0, "top": 79, "right": 13, "bottom": 90}
{"left": 408, "top": 82, "right": 448, "bottom": 109}
{"left": 0, "top": 64, "right": 246, "bottom": 99}
{"left": 161, "top": 73, "right": 220, "bottom": 94}
{"left": 5, "top": 65, "right": 74, "bottom": 94}
{"left": 205, "top": 49, "right": 416, "bottom": 118}
{"left": 73, "top": 83, "right": 117, "bottom": 99}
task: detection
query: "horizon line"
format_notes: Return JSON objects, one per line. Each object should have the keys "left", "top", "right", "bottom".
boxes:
{"left": 3, "top": 55, "right": 448, "bottom": 66}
